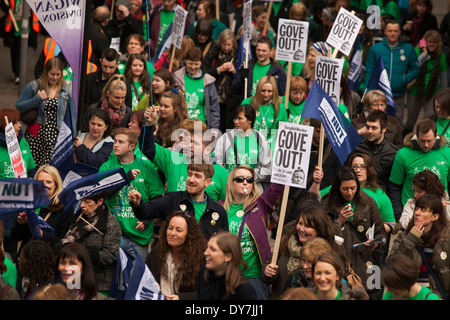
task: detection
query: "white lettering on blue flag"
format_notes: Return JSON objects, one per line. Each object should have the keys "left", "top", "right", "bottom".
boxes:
{"left": 73, "top": 173, "right": 125, "bottom": 200}
{"left": 318, "top": 98, "right": 347, "bottom": 146}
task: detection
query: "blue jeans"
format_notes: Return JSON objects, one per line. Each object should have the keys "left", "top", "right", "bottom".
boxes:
{"left": 247, "top": 277, "right": 270, "bottom": 300}
{"left": 121, "top": 234, "right": 149, "bottom": 261}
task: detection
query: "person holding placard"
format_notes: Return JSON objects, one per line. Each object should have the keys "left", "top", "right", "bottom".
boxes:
{"left": 218, "top": 165, "right": 284, "bottom": 300}
{"left": 233, "top": 36, "right": 286, "bottom": 99}
{"left": 0, "top": 109, "right": 36, "bottom": 178}
{"left": 149, "top": 0, "right": 190, "bottom": 58}
{"left": 240, "top": 75, "right": 288, "bottom": 149}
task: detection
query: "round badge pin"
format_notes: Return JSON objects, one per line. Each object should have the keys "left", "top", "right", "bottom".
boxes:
{"left": 357, "top": 225, "right": 364, "bottom": 233}
{"left": 441, "top": 251, "right": 447, "bottom": 260}
{"left": 180, "top": 204, "right": 187, "bottom": 211}
{"left": 237, "top": 210, "right": 244, "bottom": 218}
{"left": 212, "top": 212, "right": 219, "bottom": 221}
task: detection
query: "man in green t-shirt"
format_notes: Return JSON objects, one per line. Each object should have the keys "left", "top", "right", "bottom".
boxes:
{"left": 388, "top": 119, "right": 450, "bottom": 221}
{"left": 140, "top": 114, "right": 229, "bottom": 201}
{"left": 99, "top": 128, "right": 165, "bottom": 260}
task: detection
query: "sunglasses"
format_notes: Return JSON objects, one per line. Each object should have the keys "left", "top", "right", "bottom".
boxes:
{"left": 233, "top": 176, "right": 254, "bottom": 184}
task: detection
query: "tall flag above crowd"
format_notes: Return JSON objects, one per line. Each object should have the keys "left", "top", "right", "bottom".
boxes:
{"left": 25, "top": 0, "right": 86, "bottom": 114}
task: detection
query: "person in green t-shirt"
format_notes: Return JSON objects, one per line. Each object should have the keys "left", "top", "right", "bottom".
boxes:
{"left": 0, "top": 109, "right": 36, "bottom": 178}
{"left": 123, "top": 53, "right": 152, "bottom": 110}
{"left": 285, "top": 76, "right": 307, "bottom": 125}
{"left": 388, "top": 119, "right": 450, "bottom": 220}
{"left": 241, "top": 75, "right": 288, "bottom": 149}
{"left": 99, "top": 127, "right": 165, "bottom": 260}
{"left": 433, "top": 88, "right": 450, "bottom": 147}
{"left": 141, "top": 112, "right": 228, "bottom": 201}
{"left": 173, "top": 47, "right": 220, "bottom": 129}
{"left": 312, "top": 252, "right": 345, "bottom": 300}
{"left": 382, "top": 254, "right": 441, "bottom": 300}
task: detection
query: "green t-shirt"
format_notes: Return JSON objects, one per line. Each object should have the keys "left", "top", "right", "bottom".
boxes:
{"left": 225, "top": 132, "right": 259, "bottom": 172}
{"left": 1, "top": 256, "right": 17, "bottom": 288}
{"left": 184, "top": 74, "right": 206, "bottom": 123}
{"left": 153, "top": 143, "right": 229, "bottom": 201}
{"left": 227, "top": 203, "right": 261, "bottom": 278}
{"left": 382, "top": 285, "right": 441, "bottom": 300}
{"left": 0, "top": 139, "right": 36, "bottom": 178}
{"left": 251, "top": 62, "right": 271, "bottom": 96}
{"left": 361, "top": 187, "right": 395, "bottom": 223}
{"left": 99, "top": 154, "right": 165, "bottom": 245}
{"left": 192, "top": 197, "right": 207, "bottom": 222}
{"left": 389, "top": 146, "right": 450, "bottom": 206}
{"left": 282, "top": 96, "right": 305, "bottom": 125}
{"left": 158, "top": 10, "right": 175, "bottom": 48}
{"left": 436, "top": 117, "right": 450, "bottom": 147}
{"left": 409, "top": 50, "right": 447, "bottom": 97}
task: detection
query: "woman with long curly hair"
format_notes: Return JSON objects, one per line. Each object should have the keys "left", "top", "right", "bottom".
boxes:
{"left": 123, "top": 53, "right": 151, "bottom": 110}
{"left": 18, "top": 240, "right": 56, "bottom": 300}
{"left": 145, "top": 211, "right": 207, "bottom": 300}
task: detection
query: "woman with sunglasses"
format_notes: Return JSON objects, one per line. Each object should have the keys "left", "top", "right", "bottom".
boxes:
{"left": 218, "top": 165, "right": 284, "bottom": 300}
{"left": 399, "top": 169, "right": 450, "bottom": 230}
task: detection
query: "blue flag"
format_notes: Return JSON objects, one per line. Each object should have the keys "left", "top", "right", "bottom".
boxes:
{"left": 124, "top": 246, "right": 166, "bottom": 300}
{"left": 235, "top": 34, "right": 252, "bottom": 71}
{"left": 366, "top": 56, "right": 396, "bottom": 116}
{"left": 110, "top": 246, "right": 166, "bottom": 300}
{"left": 25, "top": 210, "right": 57, "bottom": 240}
{"left": 50, "top": 99, "right": 76, "bottom": 180}
{"left": 109, "top": 247, "right": 134, "bottom": 300}
{"left": 154, "top": 23, "right": 173, "bottom": 62}
{"left": 0, "top": 178, "right": 51, "bottom": 215}
{"left": 301, "top": 81, "right": 362, "bottom": 165}
{"left": 347, "top": 34, "right": 363, "bottom": 92}
{"left": 58, "top": 168, "right": 129, "bottom": 211}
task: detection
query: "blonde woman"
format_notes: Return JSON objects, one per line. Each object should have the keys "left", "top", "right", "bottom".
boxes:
{"left": 218, "top": 165, "right": 284, "bottom": 300}
{"left": 11, "top": 165, "right": 73, "bottom": 251}
{"left": 16, "top": 57, "right": 75, "bottom": 168}
{"left": 85, "top": 74, "right": 132, "bottom": 131}
{"left": 241, "top": 75, "right": 288, "bottom": 148}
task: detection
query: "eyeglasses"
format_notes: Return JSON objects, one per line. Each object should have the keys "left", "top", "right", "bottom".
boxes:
{"left": 352, "top": 165, "right": 367, "bottom": 171}
{"left": 233, "top": 176, "right": 254, "bottom": 184}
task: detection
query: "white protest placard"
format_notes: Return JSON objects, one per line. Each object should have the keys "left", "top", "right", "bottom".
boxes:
{"left": 326, "top": 7, "right": 363, "bottom": 56}
{"left": 5, "top": 122, "right": 26, "bottom": 178}
{"left": 243, "top": 0, "right": 253, "bottom": 43}
{"left": 315, "top": 55, "right": 344, "bottom": 106}
{"left": 275, "top": 19, "right": 309, "bottom": 63}
{"left": 171, "top": 5, "right": 188, "bottom": 49}
{"left": 271, "top": 122, "right": 313, "bottom": 189}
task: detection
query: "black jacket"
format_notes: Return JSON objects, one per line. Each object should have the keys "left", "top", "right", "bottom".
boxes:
{"left": 352, "top": 137, "right": 399, "bottom": 192}
{"left": 131, "top": 190, "right": 228, "bottom": 239}
{"left": 196, "top": 267, "right": 257, "bottom": 300}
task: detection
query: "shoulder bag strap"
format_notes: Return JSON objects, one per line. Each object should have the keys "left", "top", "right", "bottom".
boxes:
{"left": 416, "top": 246, "right": 448, "bottom": 300}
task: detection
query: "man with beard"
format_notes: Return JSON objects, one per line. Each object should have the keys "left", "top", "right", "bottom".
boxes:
{"left": 128, "top": 163, "right": 228, "bottom": 240}
{"left": 351, "top": 110, "right": 399, "bottom": 192}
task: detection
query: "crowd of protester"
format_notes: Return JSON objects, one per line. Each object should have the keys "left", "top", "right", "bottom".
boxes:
{"left": 0, "top": 0, "right": 449, "bottom": 302}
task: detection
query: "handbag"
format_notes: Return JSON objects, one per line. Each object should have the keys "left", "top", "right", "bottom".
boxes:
{"left": 345, "top": 262, "right": 369, "bottom": 300}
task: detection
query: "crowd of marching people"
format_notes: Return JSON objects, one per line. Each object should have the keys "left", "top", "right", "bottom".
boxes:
{"left": 1, "top": 0, "right": 450, "bottom": 302}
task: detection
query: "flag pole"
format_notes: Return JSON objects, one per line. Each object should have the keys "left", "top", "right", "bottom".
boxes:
{"left": 271, "top": 184, "right": 290, "bottom": 266}
{"left": 77, "top": 0, "right": 92, "bottom": 132}
{"left": 262, "top": 1, "right": 272, "bottom": 36}
{"left": 284, "top": 62, "right": 292, "bottom": 110}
